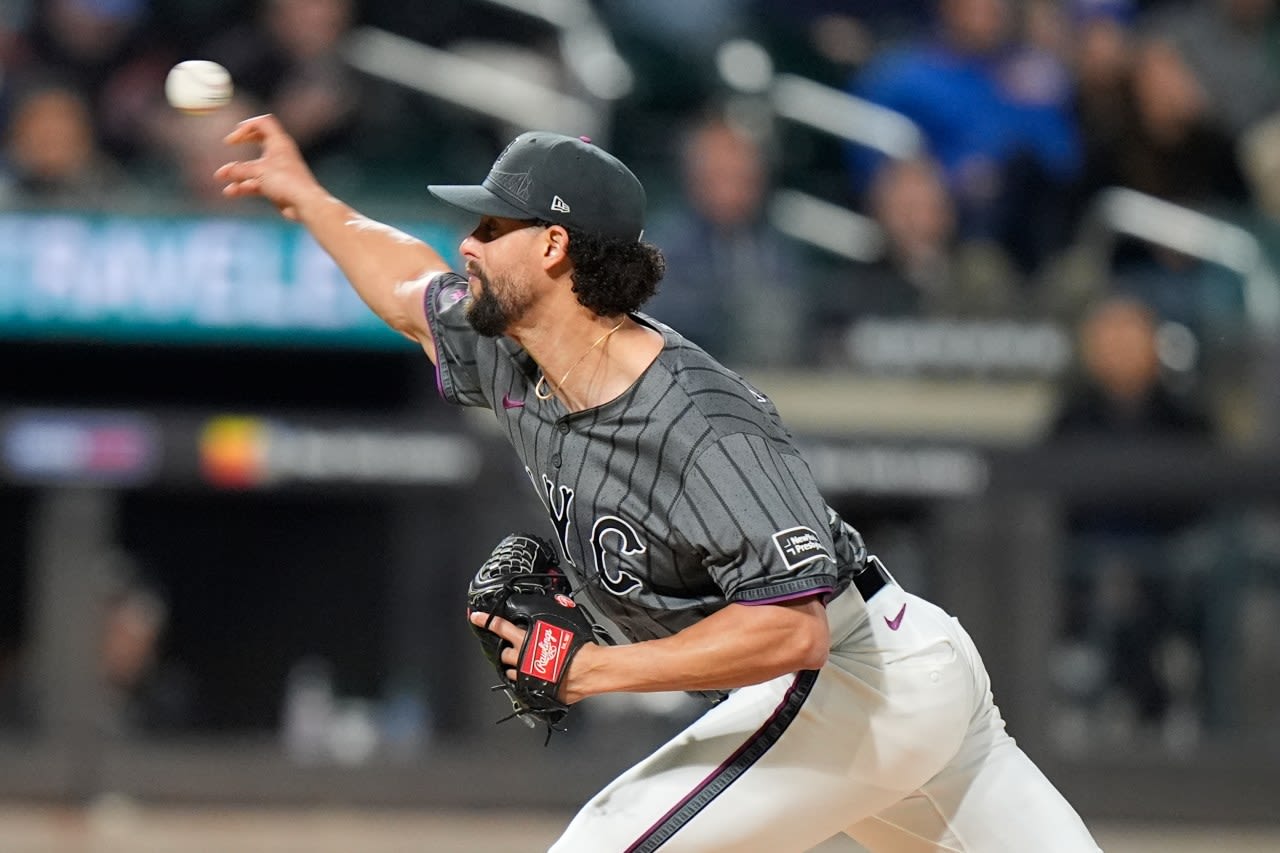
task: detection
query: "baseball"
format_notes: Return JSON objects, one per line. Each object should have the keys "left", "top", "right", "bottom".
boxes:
{"left": 165, "top": 60, "right": 233, "bottom": 114}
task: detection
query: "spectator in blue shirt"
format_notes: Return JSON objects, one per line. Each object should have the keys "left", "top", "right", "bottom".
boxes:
{"left": 844, "top": 0, "right": 1082, "bottom": 274}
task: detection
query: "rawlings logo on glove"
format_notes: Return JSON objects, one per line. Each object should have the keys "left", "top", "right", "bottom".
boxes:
{"left": 523, "top": 620, "right": 575, "bottom": 682}
{"left": 467, "top": 533, "right": 608, "bottom": 741}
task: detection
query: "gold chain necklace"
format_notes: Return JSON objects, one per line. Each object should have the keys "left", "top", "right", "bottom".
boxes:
{"left": 534, "top": 319, "right": 626, "bottom": 402}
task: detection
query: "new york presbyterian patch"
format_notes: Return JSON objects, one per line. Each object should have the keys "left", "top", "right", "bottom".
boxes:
{"left": 771, "top": 526, "right": 833, "bottom": 571}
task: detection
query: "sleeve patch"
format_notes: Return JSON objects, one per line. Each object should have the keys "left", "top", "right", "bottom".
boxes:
{"left": 771, "top": 526, "right": 833, "bottom": 571}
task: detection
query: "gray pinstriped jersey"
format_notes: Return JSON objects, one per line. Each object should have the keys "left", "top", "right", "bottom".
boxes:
{"left": 425, "top": 273, "right": 867, "bottom": 643}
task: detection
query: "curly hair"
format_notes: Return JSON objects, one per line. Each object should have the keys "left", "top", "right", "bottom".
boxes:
{"left": 541, "top": 222, "right": 666, "bottom": 316}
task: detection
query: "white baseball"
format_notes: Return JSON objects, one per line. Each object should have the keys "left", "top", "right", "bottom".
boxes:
{"left": 165, "top": 60, "right": 234, "bottom": 114}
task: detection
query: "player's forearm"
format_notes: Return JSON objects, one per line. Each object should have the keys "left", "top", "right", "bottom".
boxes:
{"left": 293, "top": 192, "right": 451, "bottom": 348}
{"left": 566, "top": 599, "right": 829, "bottom": 701}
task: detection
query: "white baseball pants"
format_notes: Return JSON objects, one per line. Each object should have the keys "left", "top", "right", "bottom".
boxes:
{"left": 550, "top": 584, "right": 1102, "bottom": 852}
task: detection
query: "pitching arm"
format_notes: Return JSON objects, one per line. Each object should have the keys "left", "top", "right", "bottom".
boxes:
{"left": 216, "top": 114, "right": 451, "bottom": 362}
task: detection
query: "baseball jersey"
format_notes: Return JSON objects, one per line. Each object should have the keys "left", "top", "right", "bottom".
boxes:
{"left": 424, "top": 273, "right": 868, "bottom": 643}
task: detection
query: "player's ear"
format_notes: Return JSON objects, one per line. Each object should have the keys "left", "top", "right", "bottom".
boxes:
{"left": 540, "top": 224, "right": 571, "bottom": 274}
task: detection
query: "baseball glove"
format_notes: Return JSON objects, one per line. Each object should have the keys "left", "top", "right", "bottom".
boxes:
{"left": 467, "top": 533, "right": 606, "bottom": 740}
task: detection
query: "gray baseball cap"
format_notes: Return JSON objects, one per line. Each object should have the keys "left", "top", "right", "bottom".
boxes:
{"left": 428, "top": 132, "right": 646, "bottom": 242}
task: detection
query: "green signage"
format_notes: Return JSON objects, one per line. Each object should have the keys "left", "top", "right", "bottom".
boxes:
{"left": 0, "top": 212, "right": 460, "bottom": 348}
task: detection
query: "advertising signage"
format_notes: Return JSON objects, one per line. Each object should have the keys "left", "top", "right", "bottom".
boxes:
{"left": 0, "top": 212, "right": 458, "bottom": 349}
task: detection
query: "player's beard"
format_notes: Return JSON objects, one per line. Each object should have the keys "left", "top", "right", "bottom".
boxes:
{"left": 466, "top": 265, "right": 530, "bottom": 338}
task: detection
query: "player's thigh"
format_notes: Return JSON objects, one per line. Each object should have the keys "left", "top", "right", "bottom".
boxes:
{"left": 844, "top": 737, "right": 1100, "bottom": 853}
{"left": 551, "top": 635, "right": 975, "bottom": 852}
{"left": 843, "top": 632, "right": 1102, "bottom": 853}
{"left": 551, "top": 671, "right": 849, "bottom": 853}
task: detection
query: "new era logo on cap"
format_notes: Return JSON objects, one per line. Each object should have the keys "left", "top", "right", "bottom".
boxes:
{"left": 427, "top": 132, "right": 646, "bottom": 242}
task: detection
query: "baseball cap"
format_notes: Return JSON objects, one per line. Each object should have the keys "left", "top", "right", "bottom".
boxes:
{"left": 428, "top": 131, "right": 646, "bottom": 242}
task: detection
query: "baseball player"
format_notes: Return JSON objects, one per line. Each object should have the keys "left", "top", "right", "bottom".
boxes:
{"left": 216, "top": 115, "right": 1102, "bottom": 852}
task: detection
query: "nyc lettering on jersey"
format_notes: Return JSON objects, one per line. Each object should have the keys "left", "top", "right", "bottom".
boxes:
{"left": 527, "top": 468, "right": 647, "bottom": 596}
{"left": 535, "top": 471, "right": 577, "bottom": 567}
{"left": 590, "top": 515, "right": 645, "bottom": 595}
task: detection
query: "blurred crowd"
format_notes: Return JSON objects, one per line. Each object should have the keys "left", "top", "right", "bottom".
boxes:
{"left": 2, "top": 1, "right": 1276, "bottom": 388}
{"left": 3, "top": 0, "right": 1280, "bottom": 752}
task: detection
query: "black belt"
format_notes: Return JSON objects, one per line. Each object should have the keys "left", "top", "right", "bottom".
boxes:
{"left": 851, "top": 557, "right": 892, "bottom": 602}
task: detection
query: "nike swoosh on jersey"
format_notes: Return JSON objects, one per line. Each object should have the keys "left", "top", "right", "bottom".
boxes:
{"left": 885, "top": 603, "right": 906, "bottom": 631}
{"left": 502, "top": 393, "right": 525, "bottom": 410}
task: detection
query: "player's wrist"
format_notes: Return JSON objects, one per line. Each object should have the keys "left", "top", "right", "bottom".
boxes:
{"left": 562, "top": 642, "right": 604, "bottom": 704}
{"left": 291, "top": 187, "right": 342, "bottom": 223}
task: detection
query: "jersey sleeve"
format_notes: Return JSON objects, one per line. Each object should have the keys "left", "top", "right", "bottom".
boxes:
{"left": 422, "top": 272, "right": 491, "bottom": 408}
{"left": 674, "top": 433, "right": 838, "bottom": 603}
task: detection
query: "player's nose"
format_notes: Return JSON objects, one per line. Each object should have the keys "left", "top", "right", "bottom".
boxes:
{"left": 459, "top": 233, "right": 480, "bottom": 259}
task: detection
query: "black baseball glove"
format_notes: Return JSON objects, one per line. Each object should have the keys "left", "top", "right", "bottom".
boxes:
{"left": 467, "top": 533, "right": 606, "bottom": 740}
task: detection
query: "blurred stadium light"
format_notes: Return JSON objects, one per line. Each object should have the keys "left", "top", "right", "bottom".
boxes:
{"left": 768, "top": 189, "right": 884, "bottom": 263}
{"left": 340, "top": 27, "right": 606, "bottom": 142}
{"left": 341, "top": 0, "right": 633, "bottom": 145}
{"left": 715, "top": 39, "right": 924, "bottom": 160}
{"left": 768, "top": 72, "right": 925, "bottom": 162}
{"left": 474, "top": 0, "right": 635, "bottom": 102}
{"left": 1089, "top": 187, "right": 1280, "bottom": 339}
{"left": 715, "top": 38, "right": 922, "bottom": 263}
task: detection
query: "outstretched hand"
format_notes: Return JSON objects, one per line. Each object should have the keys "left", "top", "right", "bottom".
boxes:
{"left": 214, "top": 113, "right": 326, "bottom": 221}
